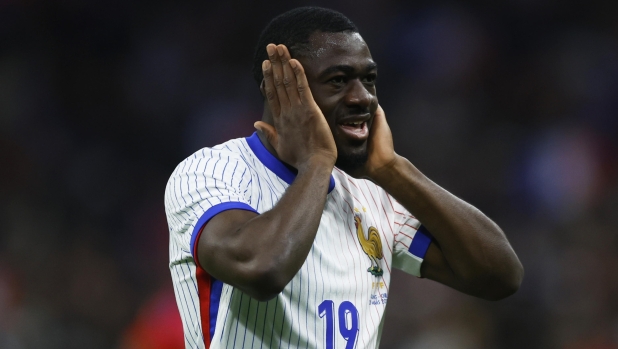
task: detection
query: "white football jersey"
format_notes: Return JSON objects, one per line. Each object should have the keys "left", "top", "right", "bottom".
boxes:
{"left": 165, "top": 132, "right": 433, "bottom": 349}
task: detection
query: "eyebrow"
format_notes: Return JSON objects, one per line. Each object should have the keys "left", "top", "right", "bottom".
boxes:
{"left": 318, "top": 62, "right": 378, "bottom": 80}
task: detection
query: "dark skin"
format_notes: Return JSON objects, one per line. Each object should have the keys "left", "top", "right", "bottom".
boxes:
{"left": 197, "top": 31, "right": 524, "bottom": 302}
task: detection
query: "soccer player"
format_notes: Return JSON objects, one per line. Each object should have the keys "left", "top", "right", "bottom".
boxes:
{"left": 165, "top": 7, "right": 523, "bottom": 349}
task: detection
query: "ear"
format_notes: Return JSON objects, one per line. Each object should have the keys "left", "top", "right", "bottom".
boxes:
{"left": 260, "top": 79, "right": 266, "bottom": 98}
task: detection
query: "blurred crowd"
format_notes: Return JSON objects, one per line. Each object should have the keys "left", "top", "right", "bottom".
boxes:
{"left": 1, "top": 0, "right": 617, "bottom": 348}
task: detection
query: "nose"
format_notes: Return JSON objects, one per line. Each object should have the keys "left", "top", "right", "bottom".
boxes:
{"left": 344, "top": 79, "right": 373, "bottom": 109}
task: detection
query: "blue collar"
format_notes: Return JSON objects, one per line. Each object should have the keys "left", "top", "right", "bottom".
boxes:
{"left": 246, "top": 132, "right": 336, "bottom": 193}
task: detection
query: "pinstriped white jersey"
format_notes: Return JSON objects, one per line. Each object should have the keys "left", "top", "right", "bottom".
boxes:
{"left": 165, "top": 132, "right": 433, "bottom": 349}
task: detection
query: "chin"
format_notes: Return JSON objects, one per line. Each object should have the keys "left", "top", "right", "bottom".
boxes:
{"left": 335, "top": 150, "right": 368, "bottom": 174}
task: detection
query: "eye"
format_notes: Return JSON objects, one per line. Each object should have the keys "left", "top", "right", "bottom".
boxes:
{"left": 362, "top": 74, "right": 377, "bottom": 85}
{"left": 329, "top": 76, "right": 347, "bottom": 86}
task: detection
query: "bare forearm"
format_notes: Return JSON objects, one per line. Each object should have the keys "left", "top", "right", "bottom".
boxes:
{"left": 373, "top": 156, "right": 523, "bottom": 299}
{"left": 214, "top": 161, "right": 332, "bottom": 299}
{"left": 248, "top": 163, "right": 331, "bottom": 274}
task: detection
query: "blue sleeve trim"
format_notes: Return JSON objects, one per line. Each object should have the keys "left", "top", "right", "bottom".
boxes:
{"left": 408, "top": 225, "right": 433, "bottom": 259}
{"left": 190, "top": 202, "right": 258, "bottom": 260}
{"left": 246, "top": 132, "right": 336, "bottom": 194}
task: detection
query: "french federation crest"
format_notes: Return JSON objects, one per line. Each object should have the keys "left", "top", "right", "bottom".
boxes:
{"left": 354, "top": 215, "right": 384, "bottom": 276}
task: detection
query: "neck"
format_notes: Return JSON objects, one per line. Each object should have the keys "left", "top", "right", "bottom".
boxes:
{"left": 256, "top": 130, "right": 278, "bottom": 158}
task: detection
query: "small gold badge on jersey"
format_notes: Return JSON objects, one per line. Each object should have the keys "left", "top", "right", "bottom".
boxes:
{"left": 353, "top": 211, "right": 384, "bottom": 277}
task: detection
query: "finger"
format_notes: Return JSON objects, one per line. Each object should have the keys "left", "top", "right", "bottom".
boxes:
{"left": 289, "top": 59, "right": 316, "bottom": 106}
{"left": 375, "top": 105, "right": 390, "bottom": 129}
{"left": 277, "top": 45, "right": 300, "bottom": 105}
{"left": 367, "top": 104, "right": 393, "bottom": 152}
{"left": 370, "top": 105, "right": 388, "bottom": 134}
{"left": 254, "top": 121, "right": 279, "bottom": 150}
{"left": 267, "top": 44, "right": 290, "bottom": 110}
{"left": 262, "top": 59, "right": 281, "bottom": 117}
{"left": 376, "top": 104, "right": 385, "bottom": 118}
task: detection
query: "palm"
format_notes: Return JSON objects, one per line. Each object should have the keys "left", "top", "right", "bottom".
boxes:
{"left": 362, "top": 105, "right": 397, "bottom": 180}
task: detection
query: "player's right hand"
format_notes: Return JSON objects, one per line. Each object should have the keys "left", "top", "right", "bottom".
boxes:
{"left": 254, "top": 44, "right": 337, "bottom": 172}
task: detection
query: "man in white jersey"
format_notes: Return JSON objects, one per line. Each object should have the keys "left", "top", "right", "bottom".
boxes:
{"left": 165, "top": 7, "right": 523, "bottom": 349}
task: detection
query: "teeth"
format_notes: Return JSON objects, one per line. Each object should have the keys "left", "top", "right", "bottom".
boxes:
{"left": 344, "top": 121, "right": 363, "bottom": 126}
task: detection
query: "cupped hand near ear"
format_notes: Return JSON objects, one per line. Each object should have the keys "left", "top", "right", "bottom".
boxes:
{"left": 254, "top": 44, "right": 337, "bottom": 172}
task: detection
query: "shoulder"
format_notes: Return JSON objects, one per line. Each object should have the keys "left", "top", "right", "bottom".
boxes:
{"left": 168, "top": 138, "right": 253, "bottom": 178}
{"left": 164, "top": 137, "right": 256, "bottom": 197}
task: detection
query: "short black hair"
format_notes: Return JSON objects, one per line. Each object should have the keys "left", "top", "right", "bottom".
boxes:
{"left": 252, "top": 7, "right": 358, "bottom": 86}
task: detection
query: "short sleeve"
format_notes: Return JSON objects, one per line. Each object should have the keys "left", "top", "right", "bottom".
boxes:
{"left": 164, "top": 148, "right": 257, "bottom": 264}
{"left": 391, "top": 199, "right": 434, "bottom": 277}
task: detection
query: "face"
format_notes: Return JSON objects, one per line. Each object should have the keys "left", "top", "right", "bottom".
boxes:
{"left": 297, "top": 31, "right": 379, "bottom": 172}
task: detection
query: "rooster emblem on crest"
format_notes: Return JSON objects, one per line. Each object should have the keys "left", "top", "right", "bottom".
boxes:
{"left": 354, "top": 215, "right": 384, "bottom": 276}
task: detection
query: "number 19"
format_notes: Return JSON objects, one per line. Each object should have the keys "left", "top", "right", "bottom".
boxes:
{"left": 318, "top": 300, "right": 359, "bottom": 349}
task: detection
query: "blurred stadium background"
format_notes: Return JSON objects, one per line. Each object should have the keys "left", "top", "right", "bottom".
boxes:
{"left": 1, "top": 0, "right": 617, "bottom": 348}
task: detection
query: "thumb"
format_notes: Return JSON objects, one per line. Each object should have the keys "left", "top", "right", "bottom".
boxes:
{"left": 254, "top": 121, "right": 279, "bottom": 149}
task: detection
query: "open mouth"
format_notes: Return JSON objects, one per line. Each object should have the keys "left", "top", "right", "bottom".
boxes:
{"left": 338, "top": 120, "right": 369, "bottom": 140}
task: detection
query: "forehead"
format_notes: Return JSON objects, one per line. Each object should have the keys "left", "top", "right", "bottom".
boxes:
{"left": 300, "top": 31, "right": 374, "bottom": 74}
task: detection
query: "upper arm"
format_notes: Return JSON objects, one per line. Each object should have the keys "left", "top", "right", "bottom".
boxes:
{"left": 195, "top": 209, "right": 260, "bottom": 287}
{"left": 387, "top": 195, "right": 522, "bottom": 300}
{"left": 420, "top": 242, "right": 463, "bottom": 290}
{"left": 164, "top": 149, "right": 257, "bottom": 263}
{"left": 388, "top": 196, "right": 469, "bottom": 292}
{"left": 421, "top": 235, "right": 520, "bottom": 299}
{"left": 392, "top": 223, "right": 470, "bottom": 294}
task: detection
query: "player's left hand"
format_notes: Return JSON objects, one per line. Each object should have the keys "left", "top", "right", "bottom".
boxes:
{"left": 351, "top": 105, "right": 401, "bottom": 183}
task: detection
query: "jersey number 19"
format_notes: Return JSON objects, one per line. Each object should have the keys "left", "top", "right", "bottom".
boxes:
{"left": 318, "top": 300, "right": 359, "bottom": 349}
